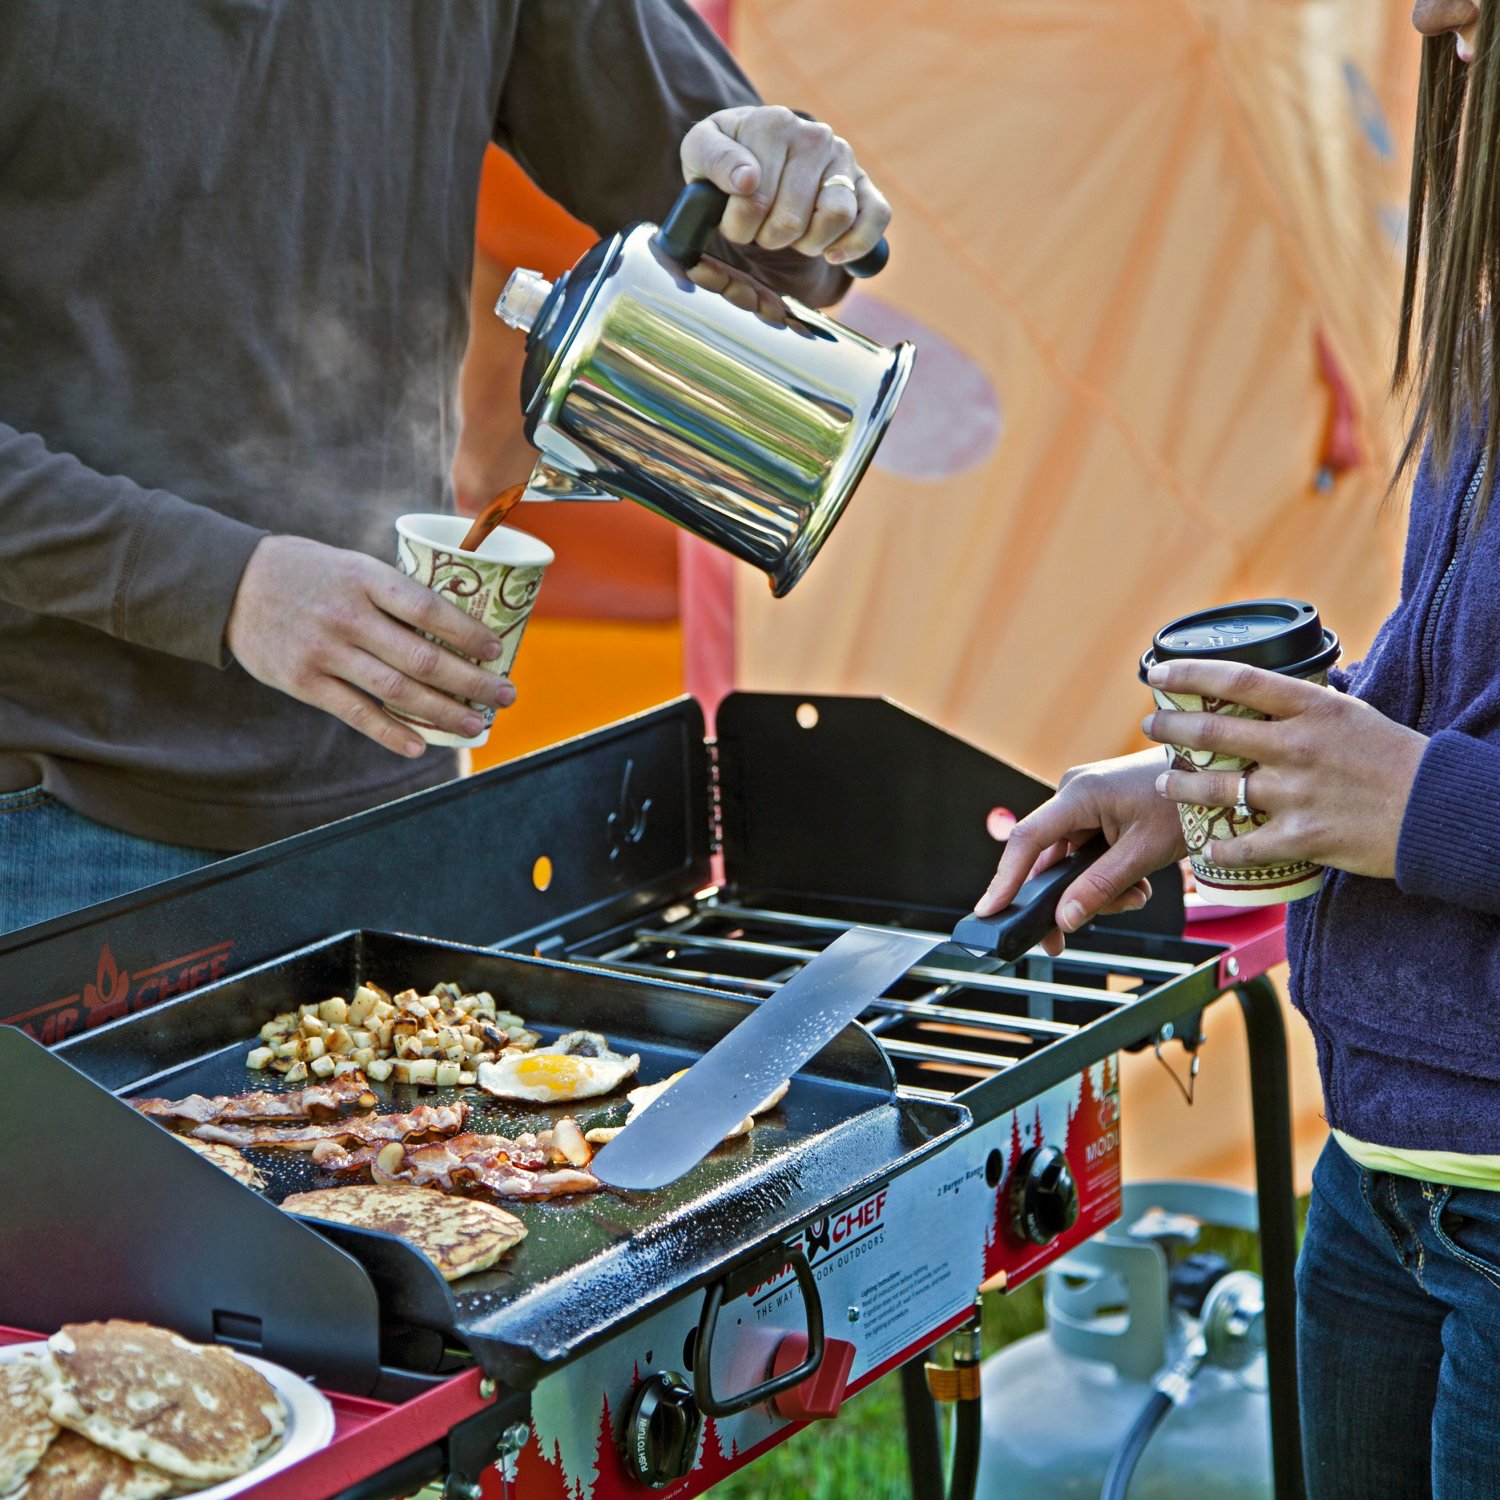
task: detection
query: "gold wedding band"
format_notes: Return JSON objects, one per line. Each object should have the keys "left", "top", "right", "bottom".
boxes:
{"left": 820, "top": 173, "right": 858, "bottom": 194}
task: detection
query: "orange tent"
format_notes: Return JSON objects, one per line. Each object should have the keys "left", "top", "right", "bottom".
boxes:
{"left": 731, "top": 0, "right": 1418, "bottom": 783}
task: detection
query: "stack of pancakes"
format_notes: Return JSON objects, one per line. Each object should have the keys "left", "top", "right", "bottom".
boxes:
{"left": 1, "top": 1322, "right": 286, "bottom": 1498}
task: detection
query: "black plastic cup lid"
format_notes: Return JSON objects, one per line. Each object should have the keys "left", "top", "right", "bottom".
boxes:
{"left": 1140, "top": 599, "right": 1340, "bottom": 680}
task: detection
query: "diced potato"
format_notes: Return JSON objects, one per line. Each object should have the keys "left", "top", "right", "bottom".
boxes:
{"left": 393, "top": 989, "right": 419, "bottom": 1005}
{"left": 299, "top": 1003, "right": 319, "bottom": 1018}
{"left": 462, "top": 1034, "right": 484, "bottom": 1055}
{"left": 246, "top": 1046, "right": 274, "bottom": 1070}
{"left": 434, "top": 1061, "right": 462, "bottom": 1088}
{"left": 273, "top": 1040, "right": 298, "bottom": 1060}
{"left": 444, "top": 1044, "right": 466, "bottom": 1062}
{"left": 458, "top": 1070, "right": 476, "bottom": 1086}
{"left": 405, "top": 1059, "right": 437, "bottom": 1085}
{"left": 352, "top": 1047, "right": 376, "bottom": 1068}
{"left": 319, "top": 997, "right": 348, "bottom": 1026}
{"left": 348, "top": 989, "right": 376, "bottom": 1025}
{"left": 391, "top": 1061, "right": 411, "bottom": 1085}
{"left": 300, "top": 1013, "right": 325, "bottom": 1036}
{"left": 284, "top": 1060, "right": 308, "bottom": 1084}
{"left": 327, "top": 1026, "right": 353, "bottom": 1053}
{"left": 416, "top": 1028, "right": 439, "bottom": 1050}
{"left": 304, "top": 1036, "right": 326, "bottom": 1060}
{"left": 332, "top": 1059, "right": 362, "bottom": 1076}
{"left": 310, "top": 1054, "right": 337, "bottom": 1078}
{"left": 349, "top": 1028, "right": 374, "bottom": 1049}
{"left": 366, "top": 1058, "right": 393, "bottom": 1083}
{"left": 258, "top": 1021, "right": 282, "bottom": 1042}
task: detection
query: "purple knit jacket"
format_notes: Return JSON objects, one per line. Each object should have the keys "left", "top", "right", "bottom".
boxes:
{"left": 1287, "top": 426, "right": 1500, "bottom": 1150}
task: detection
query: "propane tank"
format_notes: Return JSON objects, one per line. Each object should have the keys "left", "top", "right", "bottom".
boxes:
{"left": 977, "top": 1181, "right": 1270, "bottom": 1499}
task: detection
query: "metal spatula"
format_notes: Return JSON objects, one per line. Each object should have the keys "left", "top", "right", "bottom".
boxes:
{"left": 589, "top": 837, "right": 1108, "bottom": 1191}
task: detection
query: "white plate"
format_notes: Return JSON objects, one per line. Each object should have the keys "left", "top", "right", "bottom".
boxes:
{"left": 0, "top": 1339, "right": 336, "bottom": 1498}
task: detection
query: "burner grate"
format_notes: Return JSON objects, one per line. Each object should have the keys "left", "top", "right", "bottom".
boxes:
{"left": 568, "top": 893, "right": 1201, "bottom": 1101}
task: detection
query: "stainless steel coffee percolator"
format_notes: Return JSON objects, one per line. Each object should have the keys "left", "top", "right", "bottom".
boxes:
{"left": 495, "top": 180, "right": 914, "bottom": 596}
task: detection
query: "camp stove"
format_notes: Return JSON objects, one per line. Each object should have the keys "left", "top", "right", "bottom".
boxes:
{"left": 0, "top": 694, "right": 1305, "bottom": 1499}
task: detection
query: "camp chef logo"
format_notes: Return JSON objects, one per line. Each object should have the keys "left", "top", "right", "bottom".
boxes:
{"left": 8, "top": 938, "right": 234, "bottom": 1046}
{"left": 745, "top": 1187, "right": 891, "bottom": 1303}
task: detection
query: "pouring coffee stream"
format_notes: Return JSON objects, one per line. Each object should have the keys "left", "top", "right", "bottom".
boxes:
{"left": 458, "top": 482, "right": 529, "bottom": 555}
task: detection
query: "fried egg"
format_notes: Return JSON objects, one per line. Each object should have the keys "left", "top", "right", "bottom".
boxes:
{"left": 584, "top": 1071, "right": 789, "bottom": 1145}
{"left": 476, "top": 1030, "right": 640, "bottom": 1103}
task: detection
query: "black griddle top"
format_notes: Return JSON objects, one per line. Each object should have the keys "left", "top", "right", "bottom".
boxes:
{"left": 37, "top": 930, "right": 967, "bottom": 1389}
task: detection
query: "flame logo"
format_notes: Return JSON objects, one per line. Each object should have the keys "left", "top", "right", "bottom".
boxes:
{"left": 82, "top": 944, "right": 131, "bottom": 1025}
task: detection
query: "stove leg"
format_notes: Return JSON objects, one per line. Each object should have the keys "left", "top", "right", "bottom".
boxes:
{"left": 900, "top": 1350, "right": 945, "bottom": 1500}
{"left": 1235, "top": 975, "right": 1306, "bottom": 1500}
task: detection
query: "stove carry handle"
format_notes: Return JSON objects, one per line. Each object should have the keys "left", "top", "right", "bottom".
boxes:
{"left": 693, "top": 1246, "right": 825, "bottom": 1419}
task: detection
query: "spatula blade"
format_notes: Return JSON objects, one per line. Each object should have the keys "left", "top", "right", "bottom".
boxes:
{"left": 589, "top": 926, "right": 937, "bottom": 1191}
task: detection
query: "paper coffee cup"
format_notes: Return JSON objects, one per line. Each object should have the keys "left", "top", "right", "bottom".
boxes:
{"left": 1141, "top": 600, "right": 1339, "bottom": 908}
{"left": 391, "top": 513, "right": 553, "bottom": 749}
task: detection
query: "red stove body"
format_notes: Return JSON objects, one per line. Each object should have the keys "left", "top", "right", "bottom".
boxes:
{"left": 979, "top": 1058, "right": 1122, "bottom": 1289}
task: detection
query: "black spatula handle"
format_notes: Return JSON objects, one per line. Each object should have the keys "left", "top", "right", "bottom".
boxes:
{"left": 951, "top": 835, "right": 1111, "bottom": 963}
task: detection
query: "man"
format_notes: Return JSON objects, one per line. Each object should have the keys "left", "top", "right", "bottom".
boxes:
{"left": 0, "top": 1, "right": 890, "bottom": 930}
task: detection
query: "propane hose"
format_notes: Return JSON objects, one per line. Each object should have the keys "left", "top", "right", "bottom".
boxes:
{"left": 918, "top": 1300, "right": 984, "bottom": 1500}
{"left": 1099, "top": 1372, "right": 1191, "bottom": 1500}
{"left": 947, "top": 1319, "right": 983, "bottom": 1500}
{"left": 1099, "top": 1270, "right": 1265, "bottom": 1500}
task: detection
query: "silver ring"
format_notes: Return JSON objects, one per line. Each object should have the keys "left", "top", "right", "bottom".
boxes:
{"left": 1234, "top": 772, "right": 1253, "bottom": 822}
{"left": 820, "top": 173, "right": 858, "bottom": 195}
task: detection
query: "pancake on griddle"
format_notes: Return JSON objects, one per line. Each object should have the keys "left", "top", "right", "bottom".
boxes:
{"left": 41, "top": 1322, "right": 284, "bottom": 1485}
{"left": 0, "top": 1355, "right": 57, "bottom": 1495}
{"left": 281, "top": 1182, "right": 527, "bottom": 1280}
{"left": 178, "top": 1138, "right": 266, "bottom": 1191}
{"left": 12, "top": 1430, "right": 174, "bottom": 1500}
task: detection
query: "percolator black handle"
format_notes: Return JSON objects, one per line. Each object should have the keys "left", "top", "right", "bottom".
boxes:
{"left": 656, "top": 180, "right": 890, "bottom": 278}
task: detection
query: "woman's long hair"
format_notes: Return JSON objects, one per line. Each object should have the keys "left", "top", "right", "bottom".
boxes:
{"left": 1396, "top": 6, "right": 1500, "bottom": 520}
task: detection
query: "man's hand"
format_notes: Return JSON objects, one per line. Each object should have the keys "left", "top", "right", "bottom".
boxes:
{"left": 1144, "top": 660, "right": 1427, "bottom": 880}
{"left": 976, "top": 749, "right": 1184, "bottom": 955}
{"left": 225, "top": 535, "right": 515, "bottom": 758}
{"left": 680, "top": 105, "right": 890, "bottom": 265}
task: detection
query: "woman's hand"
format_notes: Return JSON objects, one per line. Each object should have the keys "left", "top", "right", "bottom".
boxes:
{"left": 679, "top": 105, "right": 890, "bottom": 265}
{"left": 976, "top": 748, "right": 1186, "bottom": 955}
{"left": 1143, "top": 660, "right": 1428, "bottom": 880}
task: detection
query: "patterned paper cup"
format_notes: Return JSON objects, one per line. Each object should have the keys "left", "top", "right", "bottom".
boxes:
{"left": 1150, "top": 670, "right": 1330, "bottom": 907}
{"left": 391, "top": 513, "right": 553, "bottom": 749}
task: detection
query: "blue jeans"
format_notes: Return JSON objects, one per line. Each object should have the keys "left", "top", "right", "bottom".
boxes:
{"left": 1299, "top": 1136, "right": 1500, "bottom": 1499}
{"left": 0, "top": 786, "right": 225, "bottom": 934}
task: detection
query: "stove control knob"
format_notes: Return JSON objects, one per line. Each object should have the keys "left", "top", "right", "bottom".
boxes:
{"left": 625, "top": 1371, "right": 702, "bottom": 1489}
{"left": 1009, "top": 1144, "right": 1080, "bottom": 1246}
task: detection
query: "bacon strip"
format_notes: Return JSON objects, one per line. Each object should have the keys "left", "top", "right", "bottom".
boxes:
{"left": 188, "top": 1102, "right": 468, "bottom": 1151}
{"left": 132, "top": 1071, "right": 377, "bottom": 1128}
{"left": 313, "top": 1125, "right": 599, "bottom": 1199}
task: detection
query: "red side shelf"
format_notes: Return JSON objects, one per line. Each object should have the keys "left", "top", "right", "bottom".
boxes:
{"left": 0, "top": 1326, "right": 489, "bottom": 1500}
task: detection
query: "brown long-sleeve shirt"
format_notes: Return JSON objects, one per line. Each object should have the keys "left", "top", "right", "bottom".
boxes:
{"left": 0, "top": 0, "right": 843, "bottom": 849}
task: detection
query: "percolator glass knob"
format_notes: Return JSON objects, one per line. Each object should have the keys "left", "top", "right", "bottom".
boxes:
{"left": 495, "top": 267, "right": 555, "bottom": 333}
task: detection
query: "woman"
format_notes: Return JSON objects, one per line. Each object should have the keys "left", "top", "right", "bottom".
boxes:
{"left": 980, "top": 2, "right": 1500, "bottom": 1495}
